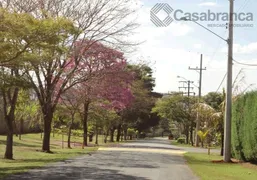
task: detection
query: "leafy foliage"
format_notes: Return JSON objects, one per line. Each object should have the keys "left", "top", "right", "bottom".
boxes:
{"left": 232, "top": 91, "right": 257, "bottom": 162}
{"left": 197, "top": 130, "right": 209, "bottom": 147}
{"left": 203, "top": 92, "right": 223, "bottom": 111}
{"left": 177, "top": 137, "right": 186, "bottom": 144}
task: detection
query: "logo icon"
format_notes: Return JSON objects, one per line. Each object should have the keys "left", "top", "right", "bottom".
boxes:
{"left": 150, "top": 3, "right": 173, "bottom": 27}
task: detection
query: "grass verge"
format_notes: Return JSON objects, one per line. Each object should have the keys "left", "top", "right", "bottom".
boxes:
{"left": 170, "top": 140, "right": 194, "bottom": 147}
{"left": 0, "top": 134, "right": 97, "bottom": 179}
{"left": 171, "top": 140, "right": 221, "bottom": 150}
{"left": 184, "top": 152, "right": 257, "bottom": 180}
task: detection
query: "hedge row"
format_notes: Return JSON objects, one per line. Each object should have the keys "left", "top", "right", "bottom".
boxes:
{"left": 232, "top": 91, "right": 257, "bottom": 162}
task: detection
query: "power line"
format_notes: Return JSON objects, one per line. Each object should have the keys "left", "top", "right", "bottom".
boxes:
{"left": 207, "top": 0, "right": 252, "bottom": 69}
{"left": 236, "top": 0, "right": 247, "bottom": 12}
{"left": 237, "top": 0, "right": 251, "bottom": 12}
{"left": 216, "top": 73, "right": 227, "bottom": 92}
{"left": 189, "top": 54, "right": 206, "bottom": 147}
{"left": 206, "top": 30, "right": 228, "bottom": 68}
{"left": 233, "top": 59, "right": 257, "bottom": 66}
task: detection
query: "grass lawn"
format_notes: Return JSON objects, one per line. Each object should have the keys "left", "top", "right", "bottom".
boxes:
{"left": 171, "top": 140, "right": 221, "bottom": 150}
{"left": 184, "top": 153, "right": 257, "bottom": 180}
{"left": 171, "top": 140, "right": 194, "bottom": 147}
{"left": 0, "top": 133, "right": 98, "bottom": 179}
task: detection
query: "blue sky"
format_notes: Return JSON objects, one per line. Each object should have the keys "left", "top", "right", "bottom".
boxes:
{"left": 130, "top": 0, "right": 257, "bottom": 95}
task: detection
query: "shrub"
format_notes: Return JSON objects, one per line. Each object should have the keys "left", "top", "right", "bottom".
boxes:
{"left": 232, "top": 91, "right": 257, "bottom": 162}
{"left": 177, "top": 137, "right": 186, "bottom": 144}
{"left": 127, "top": 128, "right": 136, "bottom": 136}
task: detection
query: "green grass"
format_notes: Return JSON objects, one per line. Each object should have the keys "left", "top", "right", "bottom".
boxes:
{"left": 171, "top": 140, "right": 221, "bottom": 149}
{"left": 171, "top": 140, "right": 194, "bottom": 147}
{"left": 184, "top": 153, "right": 257, "bottom": 180}
{"left": 0, "top": 134, "right": 98, "bottom": 179}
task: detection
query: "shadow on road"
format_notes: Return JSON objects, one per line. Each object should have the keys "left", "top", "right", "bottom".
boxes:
{"left": 3, "top": 138, "right": 200, "bottom": 180}
{"left": 4, "top": 165, "right": 150, "bottom": 180}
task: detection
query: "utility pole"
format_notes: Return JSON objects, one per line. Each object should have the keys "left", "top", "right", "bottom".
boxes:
{"left": 224, "top": 0, "right": 234, "bottom": 163}
{"left": 178, "top": 81, "right": 195, "bottom": 96}
{"left": 179, "top": 80, "right": 195, "bottom": 145}
{"left": 189, "top": 54, "right": 206, "bottom": 147}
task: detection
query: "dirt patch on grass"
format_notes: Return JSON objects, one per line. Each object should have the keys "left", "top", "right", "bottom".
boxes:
{"left": 211, "top": 159, "right": 241, "bottom": 164}
{"left": 241, "top": 162, "right": 257, "bottom": 170}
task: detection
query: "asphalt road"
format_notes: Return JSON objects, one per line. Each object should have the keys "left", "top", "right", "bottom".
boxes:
{"left": 5, "top": 138, "right": 200, "bottom": 180}
{"left": 120, "top": 137, "right": 220, "bottom": 154}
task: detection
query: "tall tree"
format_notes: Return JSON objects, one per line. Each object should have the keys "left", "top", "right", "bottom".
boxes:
{"left": 0, "top": 9, "right": 69, "bottom": 158}
{"left": 203, "top": 92, "right": 223, "bottom": 111}
{"left": 152, "top": 95, "right": 196, "bottom": 144}
{"left": 61, "top": 41, "right": 134, "bottom": 146}
{"left": 120, "top": 64, "right": 159, "bottom": 136}
{"left": 2, "top": 0, "right": 138, "bottom": 152}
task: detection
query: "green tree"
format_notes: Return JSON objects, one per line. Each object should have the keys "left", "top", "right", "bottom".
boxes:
{"left": 15, "top": 90, "right": 40, "bottom": 140}
{"left": 152, "top": 95, "right": 196, "bottom": 144}
{"left": 3, "top": 0, "right": 139, "bottom": 153}
{"left": 203, "top": 92, "right": 223, "bottom": 111}
{"left": 0, "top": 9, "right": 65, "bottom": 159}
{"left": 88, "top": 102, "right": 120, "bottom": 144}
{"left": 120, "top": 64, "right": 160, "bottom": 138}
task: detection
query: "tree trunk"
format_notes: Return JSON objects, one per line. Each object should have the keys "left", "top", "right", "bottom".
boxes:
{"left": 2, "top": 86, "right": 19, "bottom": 160}
{"left": 13, "top": 121, "right": 18, "bottom": 137}
{"left": 67, "top": 113, "right": 75, "bottom": 149}
{"left": 110, "top": 128, "right": 115, "bottom": 142}
{"left": 5, "top": 132, "right": 13, "bottom": 159}
{"left": 104, "top": 130, "right": 109, "bottom": 143}
{"left": 116, "top": 124, "right": 121, "bottom": 142}
{"left": 124, "top": 129, "right": 127, "bottom": 141}
{"left": 95, "top": 128, "right": 98, "bottom": 145}
{"left": 19, "top": 118, "right": 23, "bottom": 140}
{"left": 42, "top": 111, "right": 53, "bottom": 152}
{"left": 129, "top": 135, "right": 132, "bottom": 140}
{"left": 185, "top": 125, "right": 189, "bottom": 144}
{"left": 190, "top": 121, "right": 194, "bottom": 146}
{"left": 67, "top": 128, "right": 72, "bottom": 148}
{"left": 121, "top": 132, "right": 123, "bottom": 141}
{"left": 83, "top": 101, "right": 90, "bottom": 146}
{"left": 220, "top": 130, "right": 224, "bottom": 156}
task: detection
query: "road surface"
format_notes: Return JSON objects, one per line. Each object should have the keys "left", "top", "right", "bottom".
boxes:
{"left": 5, "top": 138, "right": 200, "bottom": 180}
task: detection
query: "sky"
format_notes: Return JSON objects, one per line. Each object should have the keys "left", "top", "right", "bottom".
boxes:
{"left": 129, "top": 0, "right": 257, "bottom": 95}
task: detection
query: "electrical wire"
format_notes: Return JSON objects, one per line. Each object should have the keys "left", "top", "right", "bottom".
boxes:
{"left": 233, "top": 59, "right": 257, "bottom": 66}
{"left": 237, "top": 0, "right": 251, "bottom": 12}
{"left": 205, "top": 30, "right": 228, "bottom": 68}
{"left": 216, "top": 73, "right": 227, "bottom": 92}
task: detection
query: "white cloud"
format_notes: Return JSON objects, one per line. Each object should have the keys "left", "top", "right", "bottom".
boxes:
{"left": 221, "top": 42, "right": 257, "bottom": 54}
{"left": 169, "top": 22, "right": 193, "bottom": 37}
{"left": 198, "top": 2, "right": 217, "bottom": 7}
{"left": 193, "top": 44, "right": 202, "bottom": 49}
{"left": 133, "top": 6, "right": 193, "bottom": 41}
{"left": 127, "top": 1, "right": 257, "bottom": 95}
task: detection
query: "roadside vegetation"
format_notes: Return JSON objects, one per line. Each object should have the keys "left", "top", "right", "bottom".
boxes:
{"left": 184, "top": 153, "right": 257, "bottom": 180}
{"left": 0, "top": 0, "right": 161, "bottom": 162}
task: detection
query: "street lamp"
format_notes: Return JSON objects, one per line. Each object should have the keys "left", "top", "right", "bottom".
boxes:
{"left": 180, "top": 0, "right": 234, "bottom": 162}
